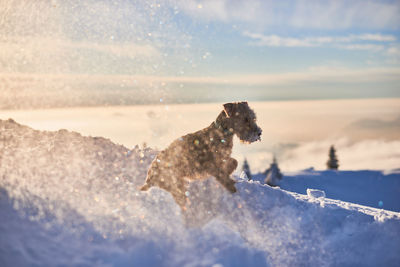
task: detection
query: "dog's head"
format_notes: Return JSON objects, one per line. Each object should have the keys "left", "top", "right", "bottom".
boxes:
{"left": 223, "top": 102, "right": 262, "bottom": 143}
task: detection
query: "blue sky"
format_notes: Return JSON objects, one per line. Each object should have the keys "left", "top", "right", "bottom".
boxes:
{"left": 169, "top": 0, "right": 400, "bottom": 76}
{"left": 1, "top": 0, "right": 400, "bottom": 106}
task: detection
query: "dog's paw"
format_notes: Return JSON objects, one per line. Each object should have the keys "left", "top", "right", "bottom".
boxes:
{"left": 229, "top": 185, "right": 237, "bottom": 193}
{"left": 225, "top": 181, "right": 237, "bottom": 193}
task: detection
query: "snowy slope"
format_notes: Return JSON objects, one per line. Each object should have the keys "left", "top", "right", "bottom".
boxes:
{"left": 1, "top": 119, "right": 400, "bottom": 267}
{"left": 252, "top": 169, "right": 400, "bottom": 212}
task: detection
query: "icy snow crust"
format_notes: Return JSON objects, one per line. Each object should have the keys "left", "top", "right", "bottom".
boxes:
{"left": 1, "top": 119, "right": 399, "bottom": 267}
{"left": 277, "top": 169, "right": 400, "bottom": 212}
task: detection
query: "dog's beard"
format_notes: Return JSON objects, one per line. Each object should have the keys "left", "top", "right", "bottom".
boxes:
{"left": 239, "top": 132, "right": 261, "bottom": 144}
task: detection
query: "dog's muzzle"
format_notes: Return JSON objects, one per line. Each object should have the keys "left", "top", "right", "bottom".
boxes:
{"left": 257, "top": 128, "right": 262, "bottom": 141}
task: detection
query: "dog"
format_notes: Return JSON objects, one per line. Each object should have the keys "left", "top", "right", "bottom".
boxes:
{"left": 140, "top": 102, "right": 262, "bottom": 210}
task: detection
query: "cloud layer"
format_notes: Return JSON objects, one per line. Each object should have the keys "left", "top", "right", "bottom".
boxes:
{"left": 2, "top": 66, "right": 400, "bottom": 109}
{"left": 176, "top": 0, "right": 400, "bottom": 29}
{"left": 278, "top": 139, "right": 400, "bottom": 171}
{"left": 243, "top": 32, "right": 397, "bottom": 52}
{"left": 3, "top": 100, "right": 399, "bottom": 171}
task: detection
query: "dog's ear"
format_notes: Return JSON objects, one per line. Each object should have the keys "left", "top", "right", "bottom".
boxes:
{"left": 223, "top": 103, "right": 235, "bottom": 118}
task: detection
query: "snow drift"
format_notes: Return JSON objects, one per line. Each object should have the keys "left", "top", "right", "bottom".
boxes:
{"left": 1, "top": 119, "right": 399, "bottom": 266}
{"left": 280, "top": 169, "right": 400, "bottom": 212}
{"left": 252, "top": 169, "right": 400, "bottom": 212}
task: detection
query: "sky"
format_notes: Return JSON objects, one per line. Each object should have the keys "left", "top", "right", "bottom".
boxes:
{"left": 1, "top": 1, "right": 400, "bottom": 170}
{"left": 1, "top": 0, "right": 400, "bottom": 108}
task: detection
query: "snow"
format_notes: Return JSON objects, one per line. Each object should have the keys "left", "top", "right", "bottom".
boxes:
{"left": 307, "top": 188, "right": 326, "bottom": 199}
{"left": 277, "top": 169, "right": 400, "bottom": 212}
{"left": 1, "top": 119, "right": 400, "bottom": 266}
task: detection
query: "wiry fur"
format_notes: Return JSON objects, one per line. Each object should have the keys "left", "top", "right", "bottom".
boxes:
{"left": 140, "top": 102, "right": 262, "bottom": 210}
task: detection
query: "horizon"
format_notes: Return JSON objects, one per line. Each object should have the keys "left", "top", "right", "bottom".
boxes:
{"left": 2, "top": 98, "right": 399, "bottom": 172}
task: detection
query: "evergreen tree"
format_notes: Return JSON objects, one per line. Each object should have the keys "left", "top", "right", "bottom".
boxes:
{"left": 265, "top": 156, "right": 283, "bottom": 186}
{"left": 242, "top": 158, "right": 252, "bottom": 180}
{"left": 327, "top": 145, "right": 339, "bottom": 170}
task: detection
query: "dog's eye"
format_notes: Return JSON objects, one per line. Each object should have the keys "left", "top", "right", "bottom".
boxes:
{"left": 245, "top": 118, "right": 249, "bottom": 123}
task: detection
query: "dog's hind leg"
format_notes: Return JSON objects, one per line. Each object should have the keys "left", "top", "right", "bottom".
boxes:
{"left": 165, "top": 178, "right": 188, "bottom": 210}
{"left": 140, "top": 183, "right": 151, "bottom": 191}
{"left": 140, "top": 158, "right": 161, "bottom": 191}
{"left": 140, "top": 173, "right": 154, "bottom": 191}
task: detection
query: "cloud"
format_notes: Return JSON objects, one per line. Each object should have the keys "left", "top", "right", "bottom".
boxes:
{"left": 386, "top": 45, "right": 400, "bottom": 64}
{"left": 154, "top": 67, "right": 400, "bottom": 85}
{"left": 243, "top": 33, "right": 321, "bottom": 47}
{"left": 243, "top": 32, "right": 396, "bottom": 50}
{"left": 235, "top": 138, "right": 400, "bottom": 172}
{"left": 176, "top": 0, "right": 400, "bottom": 30}
{"left": 2, "top": 67, "right": 399, "bottom": 109}
{"left": 175, "top": 0, "right": 261, "bottom": 23}
{"left": 66, "top": 41, "right": 161, "bottom": 59}
{"left": 289, "top": 0, "right": 400, "bottom": 30}
{"left": 345, "top": 116, "right": 400, "bottom": 141}
{"left": 339, "top": 44, "right": 385, "bottom": 51}
{"left": 388, "top": 46, "right": 400, "bottom": 56}
{"left": 355, "top": 34, "right": 397, "bottom": 42}
{"left": 0, "top": 36, "right": 161, "bottom": 59}
{"left": 1, "top": 66, "right": 400, "bottom": 88}
{"left": 278, "top": 139, "right": 400, "bottom": 171}
{"left": 349, "top": 116, "right": 400, "bottom": 130}
{"left": 0, "top": 0, "right": 192, "bottom": 75}
{"left": 0, "top": 37, "right": 161, "bottom": 74}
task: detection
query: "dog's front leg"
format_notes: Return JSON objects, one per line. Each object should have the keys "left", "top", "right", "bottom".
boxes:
{"left": 224, "top": 158, "right": 238, "bottom": 174}
{"left": 215, "top": 174, "right": 237, "bottom": 193}
{"left": 210, "top": 158, "right": 238, "bottom": 193}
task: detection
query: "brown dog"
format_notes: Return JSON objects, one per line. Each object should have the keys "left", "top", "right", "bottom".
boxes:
{"left": 140, "top": 102, "right": 262, "bottom": 210}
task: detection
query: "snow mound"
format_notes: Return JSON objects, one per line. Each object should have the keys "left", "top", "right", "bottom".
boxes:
{"left": 1, "top": 119, "right": 400, "bottom": 267}
{"left": 278, "top": 169, "right": 400, "bottom": 212}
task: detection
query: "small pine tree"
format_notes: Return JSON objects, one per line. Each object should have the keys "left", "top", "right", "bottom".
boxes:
{"left": 265, "top": 156, "right": 283, "bottom": 186}
{"left": 327, "top": 145, "right": 339, "bottom": 170}
{"left": 242, "top": 158, "right": 252, "bottom": 180}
